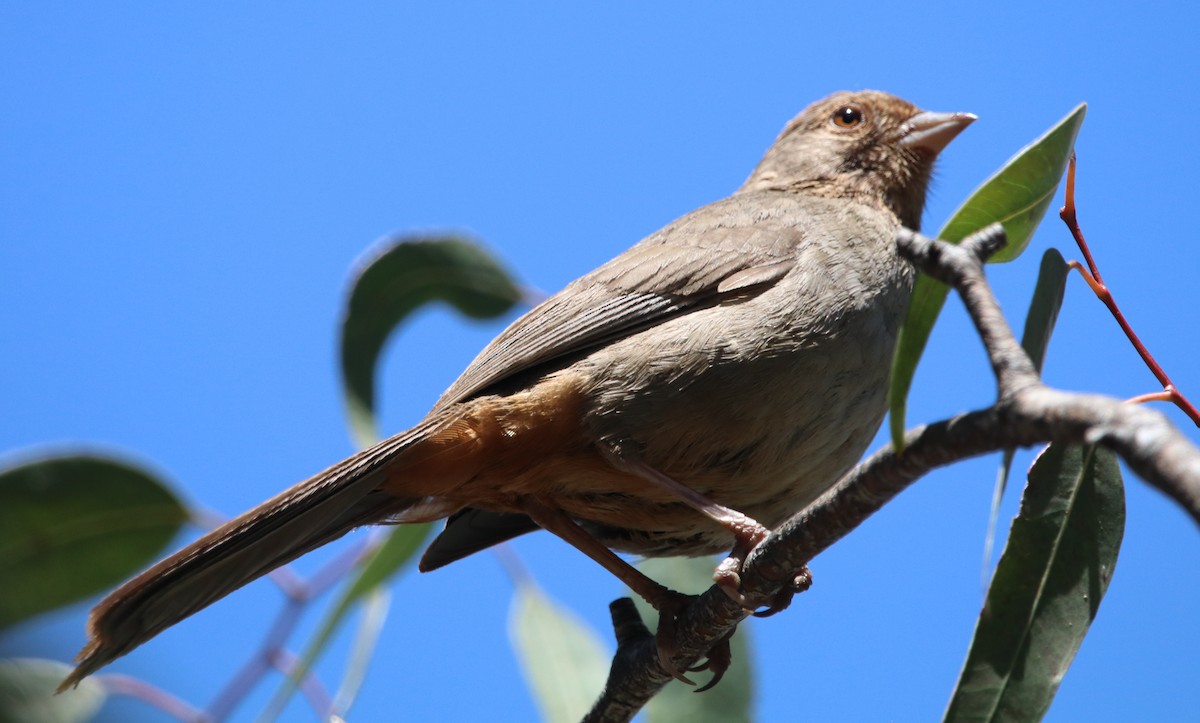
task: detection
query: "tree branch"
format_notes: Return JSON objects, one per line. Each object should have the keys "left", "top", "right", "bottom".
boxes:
{"left": 583, "top": 224, "right": 1200, "bottom": 722}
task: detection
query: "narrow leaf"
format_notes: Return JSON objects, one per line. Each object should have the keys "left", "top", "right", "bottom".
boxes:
{"left": 889, "top": 103, "right": 1087, "bottom": 447}
{"left": 0, "top": 454, "right": 186, "bottom": 628}
{"left": 984, "top": 249, "right": 1070, "bottom": 577}
{"left": 511, "top": 581, "right": 611, "bottom": 723}
{"left": 343, "top": 525, "right": 432, "bottom": 601}
{"left": 636, "top": 558, "right": 754, "bottom": 723}
{"left": 946, "top": 444, "right": 1125, "bottom": 722}
{"left": 0, "top": 658, "right": 105, "bottom": 723}
{"left": 331, "top": 587, "right": 391, "bottom": 719}
{"left": 1015, "top": 249, "right": 1070, "bottom": 374}
{"left": 340, "top": 235, "right": 524, "bottom": 446}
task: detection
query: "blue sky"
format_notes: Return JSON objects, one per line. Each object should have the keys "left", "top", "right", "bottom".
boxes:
{"left": 3, "top": 3, "right": 1198, "bottom": 721}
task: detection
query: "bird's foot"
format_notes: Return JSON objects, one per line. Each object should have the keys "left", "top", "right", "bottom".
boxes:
{"left": 712, "top": 522, "right": 812, "bottom": 617}
{"left": 711, "top": 520, "right": 770, "bottom": 608}
{"left": 649, "top": 589, "right": 734, "bottom": 690}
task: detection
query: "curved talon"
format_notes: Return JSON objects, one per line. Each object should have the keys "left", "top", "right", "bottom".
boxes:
{"left": 750, "top": 588, "right": 795, "bottom": 618}
{"left": 654, "top": 593, "right": 737, "bottom": 691}
{"left": 692, "top": 632, "right": 734, "bottom": 693}
{"left": 652, "top": 591, "right": 700, "bottom": 685}
{"left": 752, "top": 566, "right": 813, "bottom": 618}
{"left": 694, "top": 668, "right": 727, "bottom": 694}
{"left": 656, "top": 643, "right": 696, "bottom": 685}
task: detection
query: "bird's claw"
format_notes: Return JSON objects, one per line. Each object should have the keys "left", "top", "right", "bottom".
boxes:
{"left": 651, "top": 590, "right": 734, "bottom": 690}
{"left": 654, "top": 604, "right": 697, "bottom": 685}
{"left": 752, "top": 567, "right": 813, "bottom": 618}
{"left": 689, "top": 631, "right": 734, "bottom": 693}
{"left": 716, "top": 555, "right": 813, "bottom": 617}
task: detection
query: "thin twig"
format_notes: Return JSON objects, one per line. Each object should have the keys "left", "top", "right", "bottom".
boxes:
{"left": 99, "top": 673, "right": 212, "bottom": 722}
{"left": 1059, "top": 154, "right": 1200, "bottom": 426}
{"left": 268, "top": 649, "right": 335, "bottom": 718}
{"left": 202, "top": 536, "right": 376, "bottom": 720}
{"left": 205, "top": 597, "right": 302, "bottom": 720}
{"left": 1126, "top": 391, "right": 1176, "bottom": 406}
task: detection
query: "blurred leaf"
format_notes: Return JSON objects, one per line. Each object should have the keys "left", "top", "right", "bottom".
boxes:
{"left": 340, "top": 235, "right": 524, "bottom": 446}
{"left": 262, "top": 524, "right": 430, "bottom": 721}
{"left": 945, "top": 444, "right": 1124, "bottom": 722}
{"left": 0, "top": 658, "right": 105, "bottom": 723}
{"left": 0, "top": 454, "right": 186, "bottom": 628}
{"left": 985, "top": 249, "right": 1070, "bottom": 578}
{"left": 1014, "top": 249, "right": 1070, "bottom": 379}
{"left": 301, "top": 523, "right": 429, "bottom": 663}
{"left": 332, "top": 587, "right": 391, "bottom": 720}
{"left": 511, "top": 581, "right": 611, "bottom": 723}
{"left": 889, "top": 103, "right": 1087, "bottom": 448}
{"left": 341, "top": 524, "right": 432, "bottom": 602}
{"left": 636, "top": 558, "right": 754, "bottom": 723}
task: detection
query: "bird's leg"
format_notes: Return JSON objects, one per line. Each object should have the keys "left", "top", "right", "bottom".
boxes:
{"left": 600, "top": 450, "right": 771, "bottom": 608}
{"left": 520, "top": 498, "right": 724, "bottom": 685}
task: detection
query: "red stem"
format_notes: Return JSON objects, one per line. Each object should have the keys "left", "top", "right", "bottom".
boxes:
{"left": 1126, "top": 391, "right": 1175, "bottom": 406}
{"left": 1059, "top": 155, "right": 1200, "bottom": 427}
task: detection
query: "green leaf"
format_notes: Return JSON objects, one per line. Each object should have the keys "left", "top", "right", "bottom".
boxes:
{"left": 331, "top": 587, "right": 391, "bottom": 719}
{"left": 340, "top": 235, "right": 524, "bottom": 447}
{"left": 340, "top": 524, "right": 432, "bottom": 602}
{"left": 984, "top": 249, "right": 1070, "bottom": 578}
{"left": 0, "top": 454, "right": 186, "bottom": 628}
{"left": 945, "top": 444, "right": 1125, "bottom": 722}
{"left": 889, "top": 103, "right": 1087, "bottom": 448}
{"left": 636, "top": 558, "right": 754, "bottom": 723}
{"left": 303, "top": 523, "right": 430, "bottom": 663}
{"left": 1015, "top": 249, "right": 1070, "bottom": 373}
{"left": 0, "top": 658, "right": 105, "bottom": 723}
{"left": 511, "top": 581, "right": 611, "bottom": 723}
{"left": 261, "top": 524, "right": 430, "bottom": 721}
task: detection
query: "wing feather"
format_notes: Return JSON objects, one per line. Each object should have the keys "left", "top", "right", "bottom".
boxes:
{"left": 434, "top": 192, "right": 808, "bottom": 409}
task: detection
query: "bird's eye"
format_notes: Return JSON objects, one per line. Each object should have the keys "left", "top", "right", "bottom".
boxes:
{"left": 832, "top": 106, "right": 864, "bottom": 129}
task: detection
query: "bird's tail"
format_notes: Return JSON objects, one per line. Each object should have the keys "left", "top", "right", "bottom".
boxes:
{"left": 60, "top": 417, "right": 458, "bottom": 690}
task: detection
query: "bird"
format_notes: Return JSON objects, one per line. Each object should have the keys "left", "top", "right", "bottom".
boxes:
{"left": 62, "top": 90, "right": 974, "bottom": 688}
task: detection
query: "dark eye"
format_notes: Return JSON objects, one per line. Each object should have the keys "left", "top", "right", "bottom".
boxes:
{"left": 832, "top": 106, "right": 864, "bottom": 129}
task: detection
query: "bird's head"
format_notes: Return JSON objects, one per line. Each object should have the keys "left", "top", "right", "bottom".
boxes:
{"left": 742, "top": 90, "right": 976, "bottom": 230}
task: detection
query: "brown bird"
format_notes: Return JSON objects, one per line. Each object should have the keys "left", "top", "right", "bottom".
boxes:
{"left": 63, "top": 90, "right": 974, "bottom": 688}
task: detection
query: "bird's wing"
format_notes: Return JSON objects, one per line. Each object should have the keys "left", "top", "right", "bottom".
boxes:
{"left": 433, "top": 192, "right": 807, "bottom": 410}
{"left": 422, "top": 192, "right": 814, "bottom": 570}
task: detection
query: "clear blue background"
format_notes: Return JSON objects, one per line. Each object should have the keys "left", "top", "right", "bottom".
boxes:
{"left": 3, "top": 3, "right": 1198, "bottom": 721}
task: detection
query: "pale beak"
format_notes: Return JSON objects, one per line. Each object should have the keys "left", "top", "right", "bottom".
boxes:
{"left": 899, "top": 111, "right": 977, "bottom": 155}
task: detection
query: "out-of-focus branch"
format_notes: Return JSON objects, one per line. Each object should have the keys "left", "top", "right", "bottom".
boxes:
{"left": 97, "top": 531, "right": 380, "bottom": 721}
{"left": 583, "top": 224, "right": 1200, "bottom": 722}
{"left": 99, "top": 674, "right": 210, "bottom": 722}
{"left": 206, "top": 535, "right": 378, "bottom": 721}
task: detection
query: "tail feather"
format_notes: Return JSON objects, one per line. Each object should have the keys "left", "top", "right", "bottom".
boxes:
{"left": 61, "top": 420, "right": 443, "bottom": 690}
